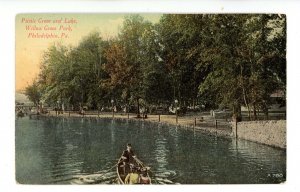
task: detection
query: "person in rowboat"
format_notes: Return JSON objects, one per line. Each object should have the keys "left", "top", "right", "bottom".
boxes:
{"left": 122, "top": 143, "right": 136, "bottom": 162}
{"left": 139, "top": 167, "right": 150, "bottom": 184}
{"left": 124, "top": 166, "right": 140, "bottom": 184}
{"left": 121, "top": 143, "right": 137, "bottom": 174}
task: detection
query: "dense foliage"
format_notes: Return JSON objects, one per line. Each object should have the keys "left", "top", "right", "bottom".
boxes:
{"left": 25, "top": 14, "right": 286, "bottom": 119}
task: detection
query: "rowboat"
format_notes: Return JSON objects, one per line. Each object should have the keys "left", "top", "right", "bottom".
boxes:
{"left": 117, "top": 155, "right": 151, "bottom": 184}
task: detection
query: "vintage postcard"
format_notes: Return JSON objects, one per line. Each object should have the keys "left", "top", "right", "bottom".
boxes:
{"left": 15, "top": 13, "right": 286, "bottom": 185}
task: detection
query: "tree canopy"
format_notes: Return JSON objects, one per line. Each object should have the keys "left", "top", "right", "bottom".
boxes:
{"left": 24, "top": 14, "right": 286, "bottom": 119}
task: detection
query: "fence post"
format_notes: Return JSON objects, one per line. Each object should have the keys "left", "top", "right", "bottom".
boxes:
{"left": 215, "top": 120, "right": 218, "bottom": 129}
{"left": 194, "top": 118, "right": 197, "bottom": 127}
{"left": 127, "top": 112, "right": 129, "bottom": 119}
{"left": 69, "top": 110, "right": 70, "bottom": 117}
{"left": 235, "top": 120, "right": 238, "bottom": 139}
{"left": 98, "top": 109, "right": 100, "bottom": 118}
{"left": 158, "top": 114, "right": 160, "bottom": 122}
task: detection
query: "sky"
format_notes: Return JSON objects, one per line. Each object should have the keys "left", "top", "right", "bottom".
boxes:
{"left": 15, "top": 13, "right": 162, "bottom": 91}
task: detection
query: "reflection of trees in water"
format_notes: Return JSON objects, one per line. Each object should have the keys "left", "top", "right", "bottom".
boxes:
{"left": 18, "top": 117, "right": 286, "bottom": 184}
{"left": 229, "top": 138, "right": 286, "bottom": 183}
{"left": 154, "top": 135, "right": 169, "bottom": 171}
{"left": 16, "top": 116, "right": 45, "bottom": 183}
{"left": 80, "top": 118, "right": 113, "bottom": 172}
{"left": 81, "top": 118, "right": 92, "bottom": 173}
{"left": 109, "top": 119, "right": 116, "bottom": 149}
{"left": 40, "top": 117, "right": 72, "bottom": 182}
{"left": 231, "top": 138, "right": 286, "bottom": 166}
{"left": 164, "top": 129, "right": 234, "bottom": 184}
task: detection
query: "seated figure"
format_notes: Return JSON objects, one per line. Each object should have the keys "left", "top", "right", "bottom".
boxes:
{"left": 124, "top": 167, "right": 139, "bottom": 184}
{"left": 139, "top": 167, "right": 150, "bottom": 184}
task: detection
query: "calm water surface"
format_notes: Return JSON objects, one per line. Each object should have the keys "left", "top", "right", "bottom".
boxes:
{"left": 16, "top": 116, "right": 286, "bottom": 184}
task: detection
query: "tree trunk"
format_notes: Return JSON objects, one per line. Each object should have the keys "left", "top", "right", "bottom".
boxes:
{"left": 265, "top": 109, "right": 268, "bottom": 120}
{"left": 136, "top": 98, "right": 140, "bottom": 118}
{"left": 193, "top": 98, "right": 195, "bottom": 110}
{"left": 253, "top": 104, "right": 257, "bottom": 120}
{"left": 240, "top": 63, "right": 251, "bottom": 120}
{"left": 242, "top": 86, "right": 251, "bottom": 120}
{"left": 35, "top": 102, "right": 40, "bottom": 114}
{"left": 244, "top": 94, "right": 251, "bottom": 120}
{"left": 232, "top": 103, "right": 242, "bottom": 122}
{"left": 262, "top": 105, "right": 269, "bottom": 120}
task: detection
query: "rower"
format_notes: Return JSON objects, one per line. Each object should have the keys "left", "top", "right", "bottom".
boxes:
{"left": 121, "top": 143, "right": 136, "bottom": 174}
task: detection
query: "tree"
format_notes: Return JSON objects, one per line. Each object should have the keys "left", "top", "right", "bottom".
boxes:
{"left": 198, "top": 14, "right": 286, "bottom": 120}
{"left": 37, "top": 32, "right": 109, "bottom": 110}
{"left": 69, "top": 32, "right": 109, "bottom": 109}
{"left": 28, "top": 14, "right": 285, "bottom": 119}
{"left": 140, "top": 22, "right": 173, "bottom": 106}
{"left": 103, "top": 40, "right": 132, "bottom": 104}
{"left": 25, "top": 79, "right": 41, "bottom": 107}
{"left": 103, "top": 15, "right": 160, "bottom": 117}
{"left": 158, "top": 14, "right": 212, "bottom": 108}
{"left": 38, "top": 43, "right": 70, "bottom": 107}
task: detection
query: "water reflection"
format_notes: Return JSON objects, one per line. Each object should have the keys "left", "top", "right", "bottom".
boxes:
{"left": 154, "top": 137, "right": 168, "bottom": 170}
{"left": 110, "top": 119, "right": 116, "bottom": 146}
{"left": 16, "top": 116, "right": 286, "bottom": 184}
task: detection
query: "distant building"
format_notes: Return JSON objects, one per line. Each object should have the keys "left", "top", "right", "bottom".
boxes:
{"left": 241, "top": 90, "right": 286, "bottom": 112}
{"left": 269, "top": 90, "right": 286, "bottom": 112}
{"left": 270, "top": 89, "right": 285, "bottom": 98}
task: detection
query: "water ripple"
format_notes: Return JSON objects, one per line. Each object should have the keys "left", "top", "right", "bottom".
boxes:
{"left": 16, "top": 117, "right": 286, "bottom": 184}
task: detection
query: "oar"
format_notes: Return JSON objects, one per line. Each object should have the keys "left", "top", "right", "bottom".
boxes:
{"left": 94, "top": 162, "right": 119, "bottom": 175}
{"left": 134, "top": 156, "right": 145, "bottom": 167}
{"left": 134, "top": 156, "right": 143, "bottom": 166}
{"left": 134, "top": 156, "right": 151, "bottom": 170}
{"left": 79, "top": 161, "right": 120, "bottom": 183}
{"left": 135, "top": 157, "right": 151, "bottom": 171}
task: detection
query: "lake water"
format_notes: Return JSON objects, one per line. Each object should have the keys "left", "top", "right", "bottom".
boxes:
{"left": 15, "top": 116, "right": 286, "bottom": 184}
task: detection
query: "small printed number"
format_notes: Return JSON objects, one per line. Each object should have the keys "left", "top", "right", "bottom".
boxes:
{"left": 268, "top": 173, "right": 283, "bottom": 178}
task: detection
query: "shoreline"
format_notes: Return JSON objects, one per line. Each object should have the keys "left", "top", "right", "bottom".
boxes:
{"left": 31, "top": 111, "right": 285, "bottom": 149}
{"left": 37, "top": 111, "right": 235, "bottom": 139}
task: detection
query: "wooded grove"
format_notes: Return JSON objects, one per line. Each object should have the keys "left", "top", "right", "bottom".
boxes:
{"left": 25, "top": 14, "right": 286, "bottom": 120}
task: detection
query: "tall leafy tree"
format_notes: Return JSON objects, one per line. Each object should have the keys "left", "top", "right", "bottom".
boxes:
{"left": 158, "top": 14, "right": 212, "bottom": 108}
{"left": 38, "top": 43, "right": 70, "bottom": 107}
{"left": 25, "top": 79, "right": 41, "bottom": 107}
{"left": 70, "top": 32, "right": 108, "bottom": 109}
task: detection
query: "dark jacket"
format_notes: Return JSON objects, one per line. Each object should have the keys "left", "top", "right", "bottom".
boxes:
{"left": 122, "top": 149, "right": 135, "bottom": 163}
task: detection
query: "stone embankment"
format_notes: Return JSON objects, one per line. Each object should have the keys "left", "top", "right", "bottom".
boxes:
{"left": 232, "top": 120, "right": 286, "bottom": 149}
